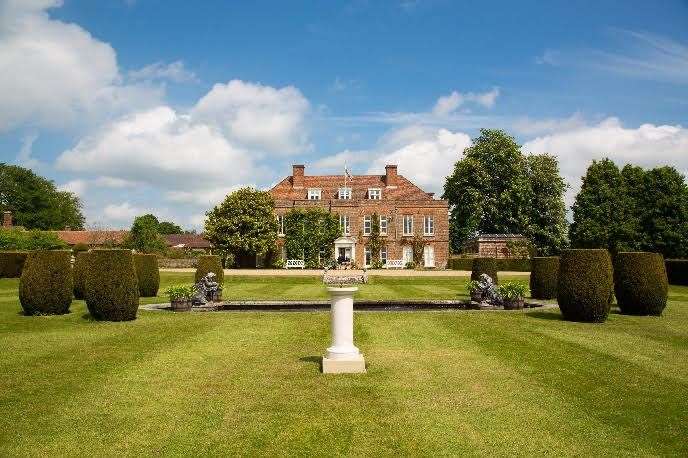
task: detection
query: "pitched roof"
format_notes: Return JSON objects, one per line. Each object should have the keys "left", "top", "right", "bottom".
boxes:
{"left": 164, "top": 233, "right": 212, "bottom": 249}
{"left": 54, "top": 230, "right": 129, "bottom": 246}
{"left": 269, "top": 174, "right": 436, "bottom": 201}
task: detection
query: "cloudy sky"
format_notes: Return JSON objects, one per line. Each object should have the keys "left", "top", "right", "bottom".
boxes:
{"left": 1, "top": 0, "right": 687, "bottom": 229}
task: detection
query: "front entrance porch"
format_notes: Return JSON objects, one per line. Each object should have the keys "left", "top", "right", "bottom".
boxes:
{"left": 334, "top": 236, "right": 356, "bottom": 264}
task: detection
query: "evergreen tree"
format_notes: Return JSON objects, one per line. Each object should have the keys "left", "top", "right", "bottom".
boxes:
{"left": 526, "top": 154, "right": 568, "bottom": 255}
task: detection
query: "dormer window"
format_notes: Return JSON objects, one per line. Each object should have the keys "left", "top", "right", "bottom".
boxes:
{"left": 307, "top": 188, "right": 322, "bottom": 200}
{"left": 338, "top": 187, "right": 352, "bottom": 200}
{"left": 368, "top": 188, "right": 382, "bottom": 200}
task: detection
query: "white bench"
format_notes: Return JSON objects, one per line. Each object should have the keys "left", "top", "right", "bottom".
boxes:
{"left": 384, "top": 259, "right": 404, "bottom": 269}
{"left": 285, "top": 259, "right": 305, "bottom": 269}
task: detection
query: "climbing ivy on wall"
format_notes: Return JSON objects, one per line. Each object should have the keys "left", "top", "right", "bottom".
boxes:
{"left": 283, "top": 208, "right": 340, "bottom": 268}
{"left": 366, "top": 213, "right": 384, "bottom": 268}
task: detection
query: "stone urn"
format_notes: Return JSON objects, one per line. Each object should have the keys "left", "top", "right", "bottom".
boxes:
{"left": 171, "top": 299, "right": 192, "bottom": 312}
{"left": 502, "top": 298, "right": 524, "bottom": 310}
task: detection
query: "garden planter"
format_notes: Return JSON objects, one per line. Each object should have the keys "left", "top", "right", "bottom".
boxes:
{"left": 470, "top": 292, "right": 482, "bottom": 303}
{"left": 171, "top": 299, "right": 192, "bottom": 312}
{"left": 502, "top": 299, "right": 524, "bottom": 310}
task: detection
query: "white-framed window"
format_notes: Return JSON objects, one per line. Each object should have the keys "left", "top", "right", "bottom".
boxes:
{"left": 380, "top": 246, "right": 387, "bottom": 265}
{"left": 424, "top": 216, "right": 434, "bottom": 236}
{"left": 424, "top": 245, "right": 435, "bottom": 267}
{"left": 364, "top": 247, "right": 372, "bottom": 267}
{"left": 277, "top": 215, "right": 285, "bottom": 236}
{"left": 339, "top": 215, "right": 350, "bottom": 235}
{"left": 403, "top": 246, "right": 413, "bottom": 264}
{"left": 363, "top": 215, "right": 372, "bottom": 235}
{"left": 307, "top": 188, "right": 321, "bottom": 200}
{"left": 368, "top": 188, "right": 382, "bottom": 200}
{"left": 338, "top": 187, "right": 352, "bottom": 200}
{"left": 403, "top": 215, "right": 414, "bottom": 236}
{"left": 379, "top": 215, "right": 388, "bottom": 235}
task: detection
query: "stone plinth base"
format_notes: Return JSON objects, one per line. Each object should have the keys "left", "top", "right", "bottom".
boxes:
{"left": 322, "top": 355, "right": 366, "bottom": 374}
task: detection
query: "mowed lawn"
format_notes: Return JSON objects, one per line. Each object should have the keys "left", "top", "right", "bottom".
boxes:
{"left": 0, "top": 274, "right": 687, "bottom": 456}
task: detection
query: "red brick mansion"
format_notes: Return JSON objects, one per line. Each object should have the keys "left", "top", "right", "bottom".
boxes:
{"left": 269, "top": 164, "right": 450, "bottom": 268}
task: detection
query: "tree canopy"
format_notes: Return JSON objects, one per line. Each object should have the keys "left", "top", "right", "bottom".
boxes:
{"left": 442, "top": 129, "right": 568, "bottom": 255}
{"left": 124, "top": 214, "right": 168, "bottom": 253}
{"left": 158, "top": 221, "right": 183, "bottom": 234}
{"left": 283, "top": 207, "right": 340, "bottom": 268}
{"left": 204, "top": 188, "right": 278, "bottom": 265}
{"left": 0, "top": 163, "right": 84, "bottom": 230}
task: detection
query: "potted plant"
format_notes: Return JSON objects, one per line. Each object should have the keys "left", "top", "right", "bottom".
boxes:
{"left": 466, "top": 280, "right": 482, "bottom": 302}
{"left": 165, "top": 284, "right": 194, "bottom": 311}
{"left": 498, "top": 282, "right": 528, "bottom": 310}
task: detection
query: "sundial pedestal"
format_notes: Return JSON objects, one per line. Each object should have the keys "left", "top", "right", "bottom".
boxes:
{"left": 322, "top": 286, "right": 366, "bottom": 374}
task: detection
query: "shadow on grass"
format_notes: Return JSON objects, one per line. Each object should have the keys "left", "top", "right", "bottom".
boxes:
{"left": 526, "top": 310, "right": 564, "bottom": 321}
{"left": 299, "top": 355, "right": 322, "bottom": 371}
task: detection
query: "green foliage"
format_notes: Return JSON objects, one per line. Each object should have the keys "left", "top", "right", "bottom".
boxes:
{"left": 449, "top": 257, "right": 531, "bottom": 272}
{"left": 448, "top": 257, "right": 474, "bottom": 270}
{"left": 471, "top": 257, "right": 498, "bottom": 283}
{"left": 0, "top": 163, "right": 84, "bottom": 230}
{"left": 505, "top": 238, "right": 536, "bottom": 258}
{"left": 0, "top": 228, "right": 68, "bottom": 250}
{"left": 530, "top": 257, "right": 559, "bottom": 299}
{"left": 72, "top": 243, "right": 89, "bottom": 254}
{"left": 442, "top": 130, "right": 567, "bottom": 256}
{"left": 165, "top": 284, "right": 195, "bottom": 301}
{"left": 0, "top": 251, "right": 28, "bottom": 278}
{"left": 613, "top": 252, "right": 668, "bottom": 316}
{"left": 195, "top": 255, "right": 224, "bottom": 284}
{"left": 85, "top": 249, "right": 139, "bottom": 321}
{"left": 466, "top": 280, "right": 481, "bottom": 295}
{"left": 73, "top": 251, "right": 90, "bottom": 300}
{"left": 665, "top": 259, "right": 688, "bottom": 286}
{"left": 157, "top": 221, "right": 183, "bottom": 235}
{"left": 557, "top": 249, "right": 613, "bottom": 322}
{"left": 134, "top": 253, "right": 160, "bottom": 297}
{"left": 405, "top": 261, "right": 416, "bottom": 269}
{"left": 19, "top": 250, "right": 73, "bottom": 315}
{"left": 366, "top": 213, "right": 384, "bottom": 265}
{"left": 408, "top": 233, "right": 427, "bottom": 265}
{"left": 283, "top": 208, "right": 339, "bottom": 268}
{"left": 124, "top": 214, "right": 167, "bottom": 254}
{"left": 498, "top": 281, "right": 528, "bottom": 301}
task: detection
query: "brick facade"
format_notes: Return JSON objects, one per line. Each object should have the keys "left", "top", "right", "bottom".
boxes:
{"left": 269, "top": 164, "right": 450, "bottom": 268}
{"left": 467, "top": 234, "right": 527, "bottom": 259}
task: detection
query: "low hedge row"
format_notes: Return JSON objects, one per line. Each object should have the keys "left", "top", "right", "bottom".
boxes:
{"left": 195, "top": 255, "right": 224, "bottom": 284}
{"left": 471, "top": 258, "right": 498, "bottom": 284}
{"left": 19, "top": 250, "right": 73, "bottom": 315}
{"left": 0, "top": 251, "right": 28, "bottom": 278}
{"left": 557, "top": 249, "right": 614, "bottom": 323}
{"left": 614, "top": 252, "right": 668, "bottom": 316}
{"left": 449, "top": 257, "right": 531, "bottom": 272}
{"left": 530, "top": 257, "right": 559, "bottom": 300}
{"left": 134, "top": 253, "right": 160, "bottom": 297}
{"left": 85, "top": 249, "right": 139, "bottom": 321}
{"left": 665, "top": 259, "right": 688, "bottom": 286}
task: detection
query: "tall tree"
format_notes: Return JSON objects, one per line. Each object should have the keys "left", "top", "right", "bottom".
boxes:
{"left": 0, "top": 163, "right": 84, "bottom": 230}
{"left": 526, "top": 154, "right": 568, "bottom": 255}
{"left": 205, "top": 188, "right": 278, "bottom": 267}
{"left": 570, "top": 159, "right": 640, "bottom": 253}
{"left": 158, "top": 221, "right": 183, "bottom": 234}
{"left": 125, "top": 214, "right": 167, "bottom": 253}
{"left": 443, "top": 129, "right": 567, "bottom": 255}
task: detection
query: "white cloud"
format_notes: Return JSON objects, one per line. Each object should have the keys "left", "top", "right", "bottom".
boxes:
{"left": 102, "top": 202, "right": 144, "bottom": 222}
{"left": 432, "top": 88, "right": 500, "bottom": 116}
{"left": 512, "top": 112, "right": 587, "bottom": 135}
{"left": 191, "top": 80, "right": 311, "bottom": 154}
{"left": 58, "top": 179, "right": 87, "bottom": 196}
{"left": 0, "top": 0, "right": 162, "bottom": 131}
{"left": 166, "top": 186, "right": 245, "bottom": 207}
{"left": 523, "top": 117, "right": 688, "bottom": 207}
{"left": 92, "top": 176, "right": 138, "bottom": 188}
{"left": 534, "top": 49, "right": 560, "bottom": 66}
{"left": 128, "top": 60, "right": 198, "bottom": 83}
{"left": 16, "top": 133, "right": 39, "bottom": 168}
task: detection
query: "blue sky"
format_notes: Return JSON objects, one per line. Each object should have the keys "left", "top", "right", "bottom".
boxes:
{"left": 1, "top": 0, "right": 687, "bottom": 229}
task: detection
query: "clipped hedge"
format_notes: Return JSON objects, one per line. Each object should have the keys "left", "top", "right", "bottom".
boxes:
{"left": 0, "top": 250, "right": 28, "bottom": 278}
{"left": 557, "top": 249, "right": 613, "bottom": 323}
{"left": 73, "top": 251, "right": 90, "bottom": 300}
{"left": 449, "top": 257, "right": 531, "bottom": 272}
{"left": 614, "top": 252, "right": 668, "bottom": 316}
{"left": 19, "top": 250, "right": 73, "bottom": 315}
{"left": 85, "top": 249, "right": 139, "bottom": 321}
{"left": 134, "top": 253, "right": 160, "bottom": 297}
{"left": 530, "top": 257, "right": 559, "bottom": 300}
{"left": 471, "top": 257, "right": 498, "bottom": 284}
{"left": 195, "top": 255, "right": 224, "bottom": 284}
{"left": 665, "top": 259, "right": 688, "bottom": 286}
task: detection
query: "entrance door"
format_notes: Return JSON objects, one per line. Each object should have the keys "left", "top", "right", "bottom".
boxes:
{"left": 424, "top": 245, "right": 435, "bottom": 267}
{"left": 403, "top": 246, "right": 413, "bottom": 264}
{"left": 338, "top": 246, "right": 352, "bottom": 262}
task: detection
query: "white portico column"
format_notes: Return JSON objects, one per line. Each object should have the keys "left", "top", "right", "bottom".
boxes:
{"left": 322, "top": 286, "right": 366, "bottom": 373}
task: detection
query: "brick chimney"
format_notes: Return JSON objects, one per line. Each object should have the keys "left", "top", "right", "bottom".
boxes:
{"left": 3, "top": 211, "right": 12, "bottom": 228}
{"left": 292, "top": 164, "right": 305, "bottom": 189}
{"left": 385, "top": 164, "right": 398, "bottom": 188}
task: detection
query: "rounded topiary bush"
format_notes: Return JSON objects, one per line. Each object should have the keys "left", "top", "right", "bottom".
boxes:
{"left": 0, "top": 251, "right": 28, "bottom": 278}
{"left": 73, "top": 251, "right": 90, "bottom": 300}
{"left": 530, "top": 257, "right": 559, "bottom": 300}
{"left": 85, "top": 249, "right": 139, "bottom": 321}
{"left": 614, "top": 252, "right": 668, "bottom": 316}
{"left": 195, "top": 255, "right": 224, "bottom": 284}
{"left": 19, "top": 250, "right": 73, "bottom": 315}
{"left": 557, "top": 249, "right": 613, "bottom": 323}
{"left": 471, "top": 257, "right": 498, "bottom": 284}
{"left": 134, "top": 253, "right": 160, "bottom": 297}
